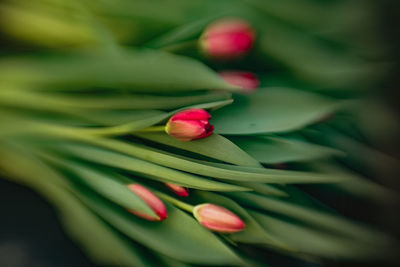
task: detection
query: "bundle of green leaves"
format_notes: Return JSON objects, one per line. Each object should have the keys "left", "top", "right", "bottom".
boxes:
{"left": 0, "top": 0, "right": 399, "bottom": 266}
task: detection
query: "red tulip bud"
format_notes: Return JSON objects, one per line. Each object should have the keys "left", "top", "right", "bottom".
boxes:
{"left": 165, "top": 108, "right": 214, "bottom": 142}
{"left": 193, "top": 203, "right": 246, "bottom": 233}
{"left": 127, "top": 184, "right": 167, "bottom": 221}
{"left": 200, "top": 18, "right": 256, "bottom": 60}
{"left": 165, "top": 183, "right": 189, "bottom": 197}
{"left": 219, "top": 71, "right": 260, "bottom": 91}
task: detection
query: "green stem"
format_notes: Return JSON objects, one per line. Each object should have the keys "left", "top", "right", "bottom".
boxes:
{"left": 155, "top": 191, "right": 194, "bottom": 213}
{"left": 161, "top": 39, "right": 198, "bottom": 53}
{"left": 135, "top": 126, "right": 166, "bottom": 133}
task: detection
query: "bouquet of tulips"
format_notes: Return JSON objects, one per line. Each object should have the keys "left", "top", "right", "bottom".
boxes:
{"left": 1, "top": 0, "right": 399, "bottom": 266}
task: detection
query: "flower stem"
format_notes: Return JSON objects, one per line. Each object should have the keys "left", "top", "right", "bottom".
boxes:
{"left": 136, "top": 126, "right": 166, "bottom": 132}
{"left": 155, "top": 191, "right": 194, "bottom": 213}
{"left": 161, "top": 40, "right": 197, "bottom": 53}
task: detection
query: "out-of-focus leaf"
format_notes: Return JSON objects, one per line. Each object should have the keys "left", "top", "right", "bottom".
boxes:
{"left": 3, "top": 89, "right": 231, "bottom": 111}
{"left": 250, "top": 211, "right": 386, "bottom": 260}
{"left": 145, "top": 15, "right": 217, "bottom": 48}
{"left": 310, "top": 161, "right": 398, "bottom": 204}
{"left": 230, "top": 135, "right": 345, "bottom": 163}
{"left": 77, "top": 110, "right": 167, "bottom": 126}
{"left": 0, "top": 49, "right": 237, "bottom": 92}
{"left": 0, "top": 142, "right": 151, "bottom": 266}
{"left": 350, "top": 100, "right": 400, "bottom": 151}
{"left": 37, "top": 151, "right": 158, "bottom": 218}
{"left": 212, "top": 88, "right": 339, "bottom": 135}
{"left": 0, "top": 2, "right": 97, "bottom": 47}
{"left": 304, "top": 125, "right": 400, "bottom": 183}
{"left": 229, "top": 192, "right": 394, "bottom": 247}
{"left": 135, "top": 132, "right": 262, "bottom": 167}
{"left": 257, "top": 17, "right": 383, "bottom": 90}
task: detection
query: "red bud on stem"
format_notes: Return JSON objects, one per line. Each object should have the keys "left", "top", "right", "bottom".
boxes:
{"left": 165, "top": 108, "right": 214, "bottom": 142}
{"left": 193, "top": 203, "right": 246, "bottom": 233}
{"left": 127, "top": 184, "right": 167, "bottom": 221}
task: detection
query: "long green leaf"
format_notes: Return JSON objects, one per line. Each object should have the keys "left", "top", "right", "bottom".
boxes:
{"left": 250, "top": 211, "right": 386, "bottom": 260}
{"left": 0, "top": 142, "right": 152, "bottom": 266}
{"left": 193, "top": 191, "right": 290, "bottom": 250}
{"left": 77, "top": 192, "right": 244, "bottom": 265}
{"left": 0, "top": 48, "right": 237, "bottom": 92}
{"left": 80, "top": 138, "right": 345, "bottom": 184}
{"left": 36, "top": 150, "right": 158, "bottom": 218}
{"left": 230, "top": 135, "right": 345, "bottom": 164}
{"left": 135, "top": 132, "right": 262, "bottom": 167}
{"left": 50, "top": 142, "right": 250, "bottom": 192}
{"left": 229, "top": 192, "right": 395, "bottom": 247}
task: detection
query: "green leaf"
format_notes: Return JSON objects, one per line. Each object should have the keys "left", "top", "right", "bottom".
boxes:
{"left": 230, "top": 135, "right": 345, "bottom": 164}
{"left": 68, "top": 99, "right": 233, "bottom": 136}
{"left": 54, "top": 185, "right": 155, "bottom": 267}
{"left": 78, "top": 110, "right": 167, "bottom": 126}
{"left": 212, "top": 88, "right": 339, "bottom": 135}
{"left": 77, "top": 193, "right": 244, "bottom": 265}
{"left": 78, "top": 138, "right": 345, "bottom": 184}
{"left": 310, "top": 161, "right": 398, "bottom": 204}
{"left": 194, "top": 191, "right": 290, "bottom": 250}
{"left": 257, "top": 17, "right": 381, "bottom": 90}
{"left": 145, "top": 15, "right": 217, "bottom": 48}
{"left": 0, "top": 142, "right": 151, "bottom": 266}
{"left": 187, "top": 157, "right": 346, "bottom": 184}
{"left": 250, "top": 211, "right": 384, "bottom": 260}
{"left": 51, "top": 142, "right": 249, "bottom": 192}
{"left": 135, "top": 132, "right": 262, "bottom": 167}
{"left": 231, "top": 182, "right": 288, "bottom": 197}
{"left": 37, "top": 151, "right": 158, "bottom": 218}
{"left": 4, "top": 89, "right": 231, "bottom": 112}
{"left": 0, "top": 48, "right": 237, "bottom": 92}
{"left": 229, "top": 192, "right": 394, "bottom": 247}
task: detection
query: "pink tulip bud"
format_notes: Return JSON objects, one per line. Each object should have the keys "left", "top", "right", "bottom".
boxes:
{"left": 165, "top": 108, "right": 214, "bottom": 142}
{"left": 200, "top": 18, "right": 256, "bottom": 60}
{"left": 193, "top": 203, "right": 246, "bottom": 233}
{"left": 127, "top": 184, "right": 167, "bottom": 221}
{"left": 165, "top": 183, "right": 189, "bottom": 197}
{"left": 219, "top": 71, "right": 260, "bottom": 91}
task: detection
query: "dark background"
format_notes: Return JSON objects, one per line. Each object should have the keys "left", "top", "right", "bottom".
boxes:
{"left": 0, "top": 178, "right": 95, "bottom": 267}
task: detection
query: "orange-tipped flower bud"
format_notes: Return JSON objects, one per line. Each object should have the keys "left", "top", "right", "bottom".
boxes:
{"left": 219, "top": 71, "right": 260, "bottom": 91}
{"left": 127, "top": 184, "right": 167, "bottom": 221}
{"left": 193, "top": 203, "right": 246, "bottom": 233}
{"left": 200, "top": 18, "right": 256, "bottom": 60}
{"left": 165, "top": 183, "right": 189, "bottom": 197}
{"left": 165, "top": 108, "right": 214, "bottom": 142}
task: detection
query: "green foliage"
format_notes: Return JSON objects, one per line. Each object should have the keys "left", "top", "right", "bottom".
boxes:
{"left": 0, "top": 0, "right": 398, "bottom": 266}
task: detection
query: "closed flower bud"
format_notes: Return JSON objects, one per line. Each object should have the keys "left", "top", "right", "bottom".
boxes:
{"left": 193, "top": 203, "right": 246, "bottom": 233}
{"left": 165, "top": 183, "right": 189, "bottom": 197}
{"left": 127, "top": 184, "right": 167, "bottom": 221}
{"left": 200, "top": 18, "right": 256, "bottom": 60}
{"left": 219, "top": 71, "right": 260, "bottom": 91}
{"left": 165, "top": 108, "right": 214, "bottom": 142}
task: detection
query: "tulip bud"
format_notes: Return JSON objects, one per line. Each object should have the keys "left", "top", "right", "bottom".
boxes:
{"left": 200, "top": 18, "right": 256, "bottom": 60}
{"left": 193, "top": 203, "right": 246, "bottom": 233}
{"left": 127, "top": 184, "right": 167, "bottom": 221}
{"left": 219, "top": 71, "right": 260, "bottom": 91}
{"left": 165, "top": 108, "right": 214, "bottom": 142}
{"left": 165, "top": 183, "right": 189, "bottom": 197}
